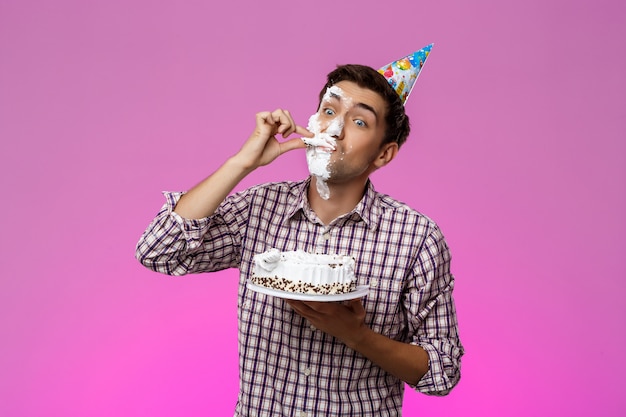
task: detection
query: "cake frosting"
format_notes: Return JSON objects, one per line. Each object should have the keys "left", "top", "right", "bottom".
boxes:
{"left": 302, "top": 85, "right": 350, "bottom": 200}
{"left": 251, "top": 249, "right": 357, "bottom": 295}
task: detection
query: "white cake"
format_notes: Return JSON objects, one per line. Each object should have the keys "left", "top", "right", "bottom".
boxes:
{"left": 251, "top": 249, "right": 357, "bottom": 295}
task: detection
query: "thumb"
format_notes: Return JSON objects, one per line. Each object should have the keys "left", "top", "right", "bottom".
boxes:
{"left": 278, "top": 137, "right": 308, "bottom": 155}
{"left": 347, "top": 298, "right": 365, "bottom": 313}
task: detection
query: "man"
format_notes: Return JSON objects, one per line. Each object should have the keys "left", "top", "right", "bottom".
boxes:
{"left": 136, "top": 45, "right": 463, "bottom": 416}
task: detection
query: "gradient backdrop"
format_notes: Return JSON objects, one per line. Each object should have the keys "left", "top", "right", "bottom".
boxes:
{"left": 1, "top": 0, "right": 625, "bottom": 416}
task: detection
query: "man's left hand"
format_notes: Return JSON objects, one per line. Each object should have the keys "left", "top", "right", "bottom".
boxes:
{"left": 286, "top": 299, "right": 369, "bottom": 348}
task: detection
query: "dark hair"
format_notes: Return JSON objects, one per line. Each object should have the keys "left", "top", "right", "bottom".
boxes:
{"left": 318, "top": 64, "right": 411, "bottom": 148}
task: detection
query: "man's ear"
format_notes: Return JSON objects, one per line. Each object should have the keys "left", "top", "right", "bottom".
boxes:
{"left": 374, "top": 142, "right": 399, "bottom": 168}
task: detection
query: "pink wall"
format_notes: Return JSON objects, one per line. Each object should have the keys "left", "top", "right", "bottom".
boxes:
{"left": 1, "top": 0, "right": 624, "bottom": 416}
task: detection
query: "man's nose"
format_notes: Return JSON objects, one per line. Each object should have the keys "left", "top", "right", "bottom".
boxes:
{"left": 331, "top": 130, "right": 344, "bottom": 140}
{"left": 324, "top": 118, "right": 345, "bottom": 140}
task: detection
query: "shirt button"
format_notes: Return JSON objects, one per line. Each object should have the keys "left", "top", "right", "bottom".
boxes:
{"left": 323, "top": 232, "right": 330, "bottom": 240}
{"left": 310, "top": 325, "right": 316, "bottom": 331}
{"left": 300, "top": 412, "right": 308, "bottom": 417}
{"left": 303, "top": 368, "right": 311, "bottom": 376}
{"left": 370, "top": 279, "right": 378, "bottom": 287}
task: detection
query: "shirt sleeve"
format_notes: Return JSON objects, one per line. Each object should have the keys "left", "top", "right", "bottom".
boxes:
{"left": 404, "top": 225, "right": 464, "bottom": 396}
{"left": 135, "top": 191, "right": 248, "bottom": 275}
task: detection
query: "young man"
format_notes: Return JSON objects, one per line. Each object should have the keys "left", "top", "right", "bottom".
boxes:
{"left": 136, "top": 46, "right": 463, "bottom": 416}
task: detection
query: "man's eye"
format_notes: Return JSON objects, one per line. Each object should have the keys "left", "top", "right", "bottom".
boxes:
{"left": 323, "top": 108, "right": 335, "bottom": 116}
{"left": 354, "top": 119, "right": 367, "bottom": 127}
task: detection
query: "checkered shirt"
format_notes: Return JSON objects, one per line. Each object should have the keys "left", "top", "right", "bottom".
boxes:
{"left": 136, "top": 178, "right": 463, "bottom": 417}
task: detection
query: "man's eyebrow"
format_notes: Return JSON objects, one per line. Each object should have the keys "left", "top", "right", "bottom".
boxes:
{"left": 355, "top": 102, "right": 379, "bottom": 120}
{"left": 326, "top": 92, "right": 379, "bottom": 120}
{"left": 328, "top": 92, "right": 342, "bottom": 101}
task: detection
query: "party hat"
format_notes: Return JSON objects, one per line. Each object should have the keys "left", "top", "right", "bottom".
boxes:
{"left": 378, "top": 43, "right": 434, "bottom": 104}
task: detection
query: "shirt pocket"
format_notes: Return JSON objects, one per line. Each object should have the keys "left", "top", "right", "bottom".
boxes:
{"left": 359, "top": 267, "right": 405, "bottom": 338}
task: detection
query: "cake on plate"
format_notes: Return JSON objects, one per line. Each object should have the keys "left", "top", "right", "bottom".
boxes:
{"left": 251, "top": 249, "right": 357, "bottom": 295}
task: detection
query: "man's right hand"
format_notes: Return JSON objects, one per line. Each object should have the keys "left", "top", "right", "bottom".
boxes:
{"left": 234, "top": 109, "right": 312, "bottom": 170}
{"left": 173, "top": 109, "right": 312, "bottom": 220}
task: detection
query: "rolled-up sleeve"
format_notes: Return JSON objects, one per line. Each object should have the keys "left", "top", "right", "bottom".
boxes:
{"left": 135, "top": 191, "right": 246, "bottom": 275}
{"left": 404, "top": 226, "right": 464, "bottom": 395}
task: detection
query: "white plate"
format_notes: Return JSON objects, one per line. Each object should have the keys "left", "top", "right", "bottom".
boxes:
{"left": 246, "top": 280, "right": 369, "bottom": 302}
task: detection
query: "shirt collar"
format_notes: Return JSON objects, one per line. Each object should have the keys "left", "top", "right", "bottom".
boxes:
{"left": 353, "top": 180, "right": 381, "bottom": 230}
{"left": 284, "top": 178, "right": 311, "bottom": 221}
{"left": 285, "top": 177, "right": 381, "bottom": 231}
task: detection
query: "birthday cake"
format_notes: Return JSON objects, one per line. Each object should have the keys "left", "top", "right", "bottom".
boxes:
{"left": 251, "top": 249, "right": 357, "bottom": 295}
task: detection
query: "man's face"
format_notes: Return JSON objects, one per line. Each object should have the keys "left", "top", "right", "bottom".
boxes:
{"left": 309, "top": 80, "right": 389, "bottom": 185}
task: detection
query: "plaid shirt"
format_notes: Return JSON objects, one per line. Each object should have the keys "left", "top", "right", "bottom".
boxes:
{"left": 136, "top": 178, "right": 463, "bottom": 417}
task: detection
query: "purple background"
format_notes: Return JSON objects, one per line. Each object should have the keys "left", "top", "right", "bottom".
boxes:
{"left": 1, "top": 0, "right": 625, "bottom": 416}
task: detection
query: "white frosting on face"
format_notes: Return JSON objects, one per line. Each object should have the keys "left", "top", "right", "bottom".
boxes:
{"left": 301, "top": 114, "right": 335, "bottom": 149}
{"left": 304, "top": 113, "right": 335, "bottom": 199}
{"left": 324, "top": 85, "right": 352, "bottom": 107}
{"left": 326, "top": 117, "right": 344, "bottom": 137}
{"left": 302, "top": 85, "right": 350, "bottom": 200}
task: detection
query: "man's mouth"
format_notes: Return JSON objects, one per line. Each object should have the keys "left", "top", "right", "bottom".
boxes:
{"left": 302, "top": 134, "right": 336, "bottom": 153}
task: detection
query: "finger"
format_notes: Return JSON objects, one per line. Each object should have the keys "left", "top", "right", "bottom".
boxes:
{"left": 257, "top": 111, "right": 272, "bottom": 124}
{"left": 286, "top": 299, "right": 307, "bottom": 312}
{"left": 287, "top": 300, "right": 318, "bottom": 319}
{"left": 285, "top": 299, "right": 300, "bottom": 307}
{"left": 271, "top": 109, "right": 295, "bottom": 136}
{"left": 280, "top": 112, "right": 299, "bottom": 138}
{"left": 301, "top": 301, "right": 329, "bottom": 311}
{"left": 302, "top": 301, "right": 343, "bottom": 315}
{"left": 295, "top": 125, "right": 314, "bottom": 138}
{"left": 346, "top": 299, "right": 364, "bottom": 312}
{"left": 278, "top": 137, "right": 307, "bottom": 154}
{"left": 255, "top": 111, "right": 278, "bottom": 135}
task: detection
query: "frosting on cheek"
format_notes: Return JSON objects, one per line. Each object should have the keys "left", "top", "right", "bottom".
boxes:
{"left": 300, "top": 85, "right": 350, "bottom": 200}
{"left": 325, "top": 117, "right": 344, "bottom": 137}
{"left": 304, "top": 113, "right": 334, "bottom": 199}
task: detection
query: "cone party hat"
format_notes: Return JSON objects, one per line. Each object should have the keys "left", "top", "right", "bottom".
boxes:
{"left": 378, "top": 43, "right": 434, "bottom": 104}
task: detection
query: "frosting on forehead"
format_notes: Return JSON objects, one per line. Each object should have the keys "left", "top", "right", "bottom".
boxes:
{"left": 323, "top": 85, "right": 353, "bottom": 108}
{"left": 324, "top": 85, "right": 342, "bottom": 101}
